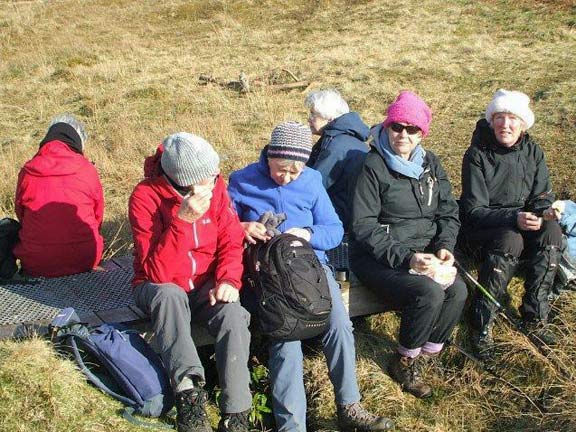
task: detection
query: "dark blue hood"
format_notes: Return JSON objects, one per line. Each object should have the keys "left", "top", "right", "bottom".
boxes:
{"left": 323, "top": 112, "right": 370, "bottom": 141}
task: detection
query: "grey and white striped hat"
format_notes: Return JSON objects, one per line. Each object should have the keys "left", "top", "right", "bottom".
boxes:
{"left": 267, "top": 121, "right": 313, "bottom": 163}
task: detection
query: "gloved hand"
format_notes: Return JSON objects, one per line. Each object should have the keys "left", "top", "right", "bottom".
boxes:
{"left": 258, "top": 211, "right": 287, "bottom": 237}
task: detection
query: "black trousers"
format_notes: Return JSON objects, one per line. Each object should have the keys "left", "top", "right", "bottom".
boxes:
{"left": 461, "top": 220, "right": 563, "bottom": 322}
{"left": 352, "top": 255, "right": 468, "bottom": 349}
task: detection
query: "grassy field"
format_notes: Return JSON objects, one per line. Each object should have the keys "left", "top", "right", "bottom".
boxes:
{"left": 1, "top": 0, "right": 576, "bottom": 431}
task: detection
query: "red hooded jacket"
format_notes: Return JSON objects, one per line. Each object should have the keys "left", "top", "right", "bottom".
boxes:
{"left": 129, "top": 147, "right": 245, "bottom": 291}
{"left": 14, "top": 141, "right": 104, "bottom": 277}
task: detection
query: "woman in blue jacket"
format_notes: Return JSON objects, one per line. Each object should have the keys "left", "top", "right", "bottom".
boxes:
{"left": 228, "top": 121, "right": 393, "bottom": 432}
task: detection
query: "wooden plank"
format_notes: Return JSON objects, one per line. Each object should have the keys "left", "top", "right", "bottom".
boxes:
{"left": 341, "top": 273, "right": 391, "bottom": 318}
{"left": 128, "top": 305, "right": 148, "bottom": 320}
{"left": 77, "top": 311, "right": 104, "bottom": 327}
{"left": 0, "top": 320, "right": 51, "bottom": 340}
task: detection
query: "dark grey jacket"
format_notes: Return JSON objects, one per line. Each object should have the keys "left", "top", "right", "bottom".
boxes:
{"left": 460, "top": 119, "right": 553, "bottom": 230}
{"left": 350, "top": 130, "right": 460, "bottom": 270}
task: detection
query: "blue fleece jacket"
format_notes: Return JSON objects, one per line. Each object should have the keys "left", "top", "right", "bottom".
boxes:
{"left": 307, "top": 112, "right": 369, "bottom": 230}
{"left": 228, "top": 149, "right": 344, "bottom": 263}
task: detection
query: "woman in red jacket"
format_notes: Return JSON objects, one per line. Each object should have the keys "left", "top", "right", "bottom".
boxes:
{"left": 129, "top": 132, "right": 251, "bottom": 432}
{"left": 14, "top": 114, "right": 104, "bottom": 277}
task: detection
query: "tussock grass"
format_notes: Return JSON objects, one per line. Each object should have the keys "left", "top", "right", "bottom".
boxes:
{"left": 1, "top": 0, "right": 576, "bottom": 430}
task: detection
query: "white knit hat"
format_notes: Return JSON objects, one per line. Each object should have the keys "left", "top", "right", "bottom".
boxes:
{"left": 161, "top": 132, "right": 220, "bottom": 187}
{"left": 485, "top": 89, "right": 535, "bottom": 130}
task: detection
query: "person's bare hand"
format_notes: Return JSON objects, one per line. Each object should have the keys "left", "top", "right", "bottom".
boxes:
{"left": 436, "top": 249, "right": 455, "bottom": 267}
{"left": 285, "top": 227, "right": 311, "bottom": 242}
{"left": 208, "top": 283, "right": 239, "bottom": 306}
{"left": 409, "top": 253, "right": 437, "bottom": 274}
{"left": 517, "top": 211, "right": 542, "bottom": 231}
{"left": 177, "top": 185, "right": 212, "bottom": 223}
{"left": 241, "top": 221, "right": 271, "bottom": 244}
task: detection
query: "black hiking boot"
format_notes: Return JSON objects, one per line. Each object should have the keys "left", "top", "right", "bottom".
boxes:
{"left": 472, "top": 324, "right": 495, "bottom": 361}
{"left": 217, "top": 410, "right": 250, "bottom": 432}
{"left": 175, "top": 387, "right": 212, "bottom": 432}
{"left": 521, "top": 320, "right": 558, "bottom": 347}
{"left": 337, "top": 401, "right": 394, "bottom": 431}
{"left": 388, "top": 353, "right": 432, "bottom": 399}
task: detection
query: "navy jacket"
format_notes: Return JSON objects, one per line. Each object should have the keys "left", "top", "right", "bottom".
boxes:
{"left": 307, "top": 112, "right": 369, "bottom": 230}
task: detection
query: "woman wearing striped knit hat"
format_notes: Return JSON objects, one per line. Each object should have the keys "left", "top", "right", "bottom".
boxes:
{"left": 228, "top": 121, "right": 393, "bottom": 432}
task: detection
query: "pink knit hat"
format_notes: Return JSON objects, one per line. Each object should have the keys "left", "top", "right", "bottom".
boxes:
{"left": 383, "top": 91, "right": 433, "bottom": 137}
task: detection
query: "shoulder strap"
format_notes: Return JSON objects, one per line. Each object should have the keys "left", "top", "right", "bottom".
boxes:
{"left": 67, "top": 336, "right": 138, "bottom": 407}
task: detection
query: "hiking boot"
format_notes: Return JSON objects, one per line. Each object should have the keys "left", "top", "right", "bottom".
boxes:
{"left": 521, "top": 320, "right": 558, "bottom": 347}
{"left": 175, "top": 387, "right": 212, "bottom": 432}
{"left": 472, "top": 325, "right": 495, "bottom": 361}
{"left": 337, "top": 401, "right": 394, "bottom": 431}
{"left": 388, "top": 353, "right": 432, "bottom": 399}
{"left": 217, "top": 410, "right": 250, "bottom": 432}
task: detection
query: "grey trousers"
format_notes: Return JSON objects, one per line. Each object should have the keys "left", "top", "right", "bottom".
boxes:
{"left": 133, "top": 280, "right": 252, "bottom": 414}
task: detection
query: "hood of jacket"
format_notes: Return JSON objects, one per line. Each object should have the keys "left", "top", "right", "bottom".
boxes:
{"left": 323, "top": 112, "right": 370, "bottom": 141}
{"left": 21, "top": 140, "right": 88, "bottom": 177}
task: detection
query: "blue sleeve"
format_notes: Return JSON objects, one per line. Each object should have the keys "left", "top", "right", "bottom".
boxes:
{"left": 560, "top": 200, "right": 576, "bottom": 237}
{"left": 308, "top": 180, "right": 344, "bottom": 251}
{"left": 226, "top": 173, "right": 245, "bottom": 220}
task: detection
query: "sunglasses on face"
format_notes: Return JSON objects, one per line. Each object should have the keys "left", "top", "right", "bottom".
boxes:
{"left": 389, "top": 122, "right": 421, "bottom": 135}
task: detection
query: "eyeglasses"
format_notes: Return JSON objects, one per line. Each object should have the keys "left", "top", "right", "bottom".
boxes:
{"left": 389, "top": 123, "right": 421, "bottom": 135}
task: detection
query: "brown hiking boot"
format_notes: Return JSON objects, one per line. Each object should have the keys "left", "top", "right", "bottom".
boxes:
{"left": 337, "top": 401, "right": 394, "bottom": 431}
{"left": 388, "top": 353, "right": 432, "bottom": 399}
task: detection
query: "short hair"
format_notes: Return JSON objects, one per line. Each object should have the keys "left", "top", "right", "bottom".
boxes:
{"left": 49, "top": 113, "right": 88, "bottom": 147}
{"left": 304, "top": 89, "right": 350, "bottom": 120}
{"left": 267, "top": 158, "right": 305, "bottom": 171}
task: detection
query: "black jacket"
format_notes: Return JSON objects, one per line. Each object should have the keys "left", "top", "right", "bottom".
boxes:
{"left": 460, "top": 119, "right": 553, "bottom": 230}
{"left": 350, "top": 133, "right": 460, "bottom": 270}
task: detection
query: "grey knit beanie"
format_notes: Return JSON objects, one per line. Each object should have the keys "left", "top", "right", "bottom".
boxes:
{"left": 161, "top": 132, "right": 220, "bottom": 187}
{"left": 267, "top": 121, "right": 313, "bottom": 163}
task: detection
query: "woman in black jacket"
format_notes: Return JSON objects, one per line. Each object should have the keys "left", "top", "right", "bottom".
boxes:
{"left": 350, "top": 91, "right": 467, "bottom": 399}
{"left": 460, "top": 89, "right": 562, "bottom": 359}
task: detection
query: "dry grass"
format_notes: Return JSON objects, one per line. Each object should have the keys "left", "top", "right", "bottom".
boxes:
{"left": 1, "top": 0, "right": 576, "bottom": 430}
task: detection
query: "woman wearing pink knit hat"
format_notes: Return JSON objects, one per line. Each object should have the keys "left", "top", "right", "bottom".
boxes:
{"left": 350, "top": 91, "right": 467, "bottom": 398}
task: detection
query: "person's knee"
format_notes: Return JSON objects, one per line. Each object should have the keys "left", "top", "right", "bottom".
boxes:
{"left": 537, "top": 220, "right": 563, "bottom": 247}
{"left": 447, "top": 278, "right": 468, "bottom": 306}
{"left": 414, "top": 280, "right": 445, "bottom": 310}
{"left": 487, "top": 229, "right": 524, "bottom": 257}
{"left": 213, "top": 302, "right": 250, "bottom": 332}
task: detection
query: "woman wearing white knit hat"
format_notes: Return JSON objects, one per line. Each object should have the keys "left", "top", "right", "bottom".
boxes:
{"left": 459, "top": 89, "right": 563, "bottom": 359}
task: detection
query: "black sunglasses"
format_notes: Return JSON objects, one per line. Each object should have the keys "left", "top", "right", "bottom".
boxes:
{"left": 390, "top": 122, "right": 421, "bottom": 135}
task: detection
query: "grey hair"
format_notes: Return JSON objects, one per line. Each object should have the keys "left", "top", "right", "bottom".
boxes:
{"left": 49, "top": 113, "right": 88, "bottom": 148}
{"left": 267, "top": 158, "right": 306, "bottom": 171}
{"left": 304, "top": 89, "right": 350, "bottom": 120}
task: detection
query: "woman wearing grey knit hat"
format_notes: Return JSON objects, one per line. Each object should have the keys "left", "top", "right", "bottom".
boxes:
{"left": 129, "top": 132, "right": 253, "bottom": 432}
{"left": 228, "top": 121, "right": 393, "bottom": 432}
{"left": 460, "top": 89, "right": 563, "bottom": 359}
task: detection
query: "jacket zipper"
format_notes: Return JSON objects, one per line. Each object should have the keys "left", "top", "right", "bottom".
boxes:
{"left": 426, "top": 176, "right": 435, "bottom": 206}
{"left": 188, "top": 223, "right": 199, "bottom": 290}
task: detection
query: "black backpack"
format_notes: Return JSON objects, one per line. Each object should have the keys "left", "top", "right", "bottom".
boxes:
{"left": 245, "top": 233, "right": 332, "bottom": 341}
{"left": 0, "top": 218, "right": 20, "bottom": 279}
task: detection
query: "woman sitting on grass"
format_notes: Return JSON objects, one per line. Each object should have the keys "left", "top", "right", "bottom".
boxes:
{"left": 228, "top": 121, "right": 393, "bottom": 432}
{"left": 350, "top": 91, "right": 467, "bottom": 399}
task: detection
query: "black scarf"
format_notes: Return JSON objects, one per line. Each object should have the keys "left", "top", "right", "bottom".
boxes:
{"left": 39, "top": 123, "right": 83, "bottom": 154}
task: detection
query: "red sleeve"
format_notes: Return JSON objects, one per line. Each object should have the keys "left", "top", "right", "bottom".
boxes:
{"left": 129, "top": 183, "right": 194, "bottom": 284}
{"left": 14, "top": 169, "right": 25, "bottom": 221}
{"left": 213, "top": 178, "right": 245, "bottom": 289}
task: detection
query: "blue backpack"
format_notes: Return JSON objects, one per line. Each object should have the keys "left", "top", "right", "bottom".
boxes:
{"left": 50, "top": 308, "right": 174, "bottom": 428}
